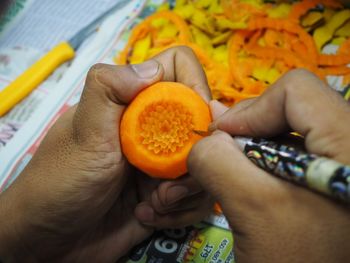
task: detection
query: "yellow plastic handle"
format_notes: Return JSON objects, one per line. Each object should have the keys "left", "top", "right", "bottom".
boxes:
{"left": 0, "top": 42, "right": 75, "bottom": 116}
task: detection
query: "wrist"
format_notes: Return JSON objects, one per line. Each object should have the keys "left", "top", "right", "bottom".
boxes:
{"left": 0, "top": 187, "right": 37, "bottom": 262}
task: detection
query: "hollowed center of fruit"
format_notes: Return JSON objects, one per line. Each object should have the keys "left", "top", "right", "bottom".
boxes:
{"left": 139, "top": 101, "right": 194, "bottom": 154}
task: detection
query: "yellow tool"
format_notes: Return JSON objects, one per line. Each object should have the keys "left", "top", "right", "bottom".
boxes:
{"left": 0, "top": 0, "right": 128, "bottom": 116}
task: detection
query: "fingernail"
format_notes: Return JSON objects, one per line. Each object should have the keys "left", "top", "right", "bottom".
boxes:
{"left": 136, "top": 204, "right": 155, "bottom": 224}
{"left": 208, "top": 100, "right": 229, "bottom": 132}
{"left": 132, "top": 60, "right": 159, "bottom": 79}
{"left": 209, "top": 99, "right": 224, "bottom": 109}
{"left": 209, "top": 100, "right": 228, "bottom": 119}
{"left": 166, "top": 185, "right": 189, "bottom": 205}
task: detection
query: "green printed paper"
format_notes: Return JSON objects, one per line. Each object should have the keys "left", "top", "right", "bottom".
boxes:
{"left": 127, "top": 224, "right": 234, "bottom": 263}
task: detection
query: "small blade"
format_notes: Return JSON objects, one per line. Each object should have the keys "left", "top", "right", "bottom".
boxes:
{"left": 68, "top": 0, "right": 129, "bottom": 50}
{"left": 192, "top": 129, "right": 212, "bottom": 137}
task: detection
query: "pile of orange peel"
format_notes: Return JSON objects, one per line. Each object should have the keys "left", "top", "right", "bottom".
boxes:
{"left": 115, "top": 0, "right": 350, "bottom": 105}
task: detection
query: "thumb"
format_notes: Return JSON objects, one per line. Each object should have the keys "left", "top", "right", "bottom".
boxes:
{"left": 73, "top": 60, "right": 163, "bottom": 146}
{"left": 21, "top": 60, "right": 164, "bottom": 222}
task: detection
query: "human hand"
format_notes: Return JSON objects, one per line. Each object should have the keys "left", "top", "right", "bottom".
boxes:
{"left": 188, "top": 69, "right": 350, "bottom": 263}
{"left": 0, "top": 46, "right": 214, "bottom": 262}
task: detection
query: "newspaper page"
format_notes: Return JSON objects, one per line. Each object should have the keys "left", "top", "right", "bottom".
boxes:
{"left": 125, "top": 224, "right": 234, "bottom": 263}
{"left": 0, "top": 1, "right": 234, "bottom": 262}
{"left": 0, "top": 0, "right": 127, "bottom": 151}
{"left": 0, "top": 0, "right": 144, "bottom": 185}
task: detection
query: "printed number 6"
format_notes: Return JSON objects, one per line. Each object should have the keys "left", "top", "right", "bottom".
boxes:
{"left": 164, "top": 228, "right": 186, "bottom": 239}
{"left": 154, "top": 237, "right": 178, "bottom": 254}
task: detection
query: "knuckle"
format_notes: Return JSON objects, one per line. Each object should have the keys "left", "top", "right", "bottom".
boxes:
{"left": 107, "top": 67, "right": 133, "bottom": 103}
{"left": 281, "top": 69, "right": 320, "bottom": 93}
{"left": 85, "top": 63, "right": 127, "bottom": 103}
{"left": 111, "top": 66, "right": 130, "bottom": 89}
{"left": 87, "top": 63, "right": 106, "bottom": 78}
{"left": 169, "top": 45, "right": 196, "bottom": 57}
{"left": 286, "top": 68, "right": 312, "bottom": 78}
{"left": 178, "top": 45, "right": 197, "bottom": 58}
{"left": 86, "top": 63, "right": 111, "bottom": 87}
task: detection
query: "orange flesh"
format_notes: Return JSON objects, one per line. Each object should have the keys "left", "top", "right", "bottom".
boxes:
{"left": 120, "top": 82, "right": 211, "bottom": 179}
{"left": 139, "top": 101, "right": 194, "bottom": 155}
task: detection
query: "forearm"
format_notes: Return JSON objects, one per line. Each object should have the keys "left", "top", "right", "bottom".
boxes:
{"left": 0, "top": 187, "right": 36, "bottom": 262}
